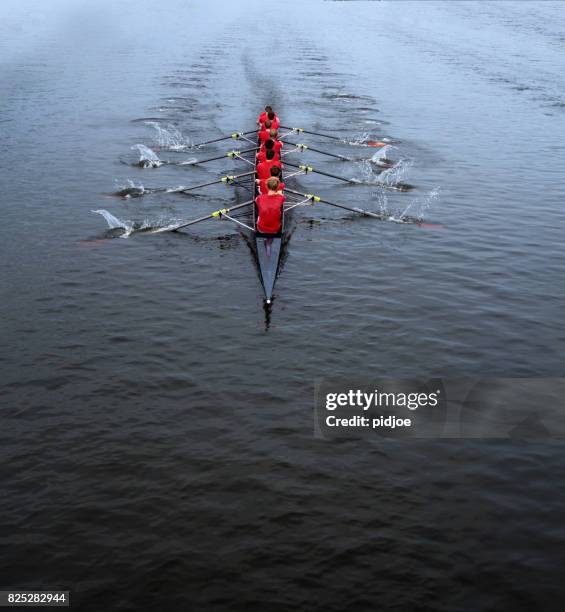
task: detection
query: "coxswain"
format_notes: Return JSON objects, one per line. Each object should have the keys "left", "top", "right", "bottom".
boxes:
{"left": 256, "top": 177, "right": 285, "bottom": 234}
{"left": 256, "top": 149, "right": 282, "bottom": 180}
{"left": 257, "top": 165, "right": 285, "bottom": 195}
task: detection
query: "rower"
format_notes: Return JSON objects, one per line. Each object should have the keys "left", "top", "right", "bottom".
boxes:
{"left": 256, "top": 138, "right": 282, "bottom": 162}
{"left": 260, "top": 131, "right": 282, "bottom": 152}
{"left": 260, "top": 111, "right": 280, "bottom": 131}
{"left": 257, "top": 105, "right": 278, "bottom": 126}
{"left": 256, "top": 149, "right": 282, "bottom": 180}
{"left": 258, "top": 120, "right": 274, "bottom": 145}
{"left": 257, "top": 165, "right": 285, "bottom": 195}
{"left": 256, "top": 177, "right": 285, "bottom": 234}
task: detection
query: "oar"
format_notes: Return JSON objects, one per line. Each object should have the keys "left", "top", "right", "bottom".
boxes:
{"left": 281, "top": 126, "right": 397, "bottom": 147}
{"left": 284, "top": 162, "right": 354, "bottom": 184}
{"left": 192, "top": 130, "right": 258, "bottom": 147}
{"left": 285, "top": 189, "right": 385, "bottom": 219}
{"left": 173, "top": 171, "right": 255, "bottom": 194}
{"left": 280, "top": 126, "right": 342, "bottom": 141}
{"left": 188, "top": 146, "right": 259, "bottom": 165}
{"left": 281, "top": 141, "right": 350, "bottom": 161}
{"left": 285, "top": 161, "right": 414, "bottom": 191}
{"left": 157, "top": 200, "right": 255, "bottom": 233}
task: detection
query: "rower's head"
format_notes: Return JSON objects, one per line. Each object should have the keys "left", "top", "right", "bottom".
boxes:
{"left": 269, "top": 129, "right": 278, "bottom": 139}
{"left": 264, "top": 120, "right": 272, "bottom": 130}
{"left": 266, "top": 177, "right": 280, "bottom": 193}
{"left": 264, "top": 139, "right": 274, "bottom": 151}
{"left": 266, "top": 149, "right": 275, "bottom": 161}
{"left": 269, "top": 165, "right": 281, "bottom": 178}
{"left": 267, "top": 111, "right": 275, "bottom": 121}
{"left": 264, "top": 105, "right": 273, "bottom": 113}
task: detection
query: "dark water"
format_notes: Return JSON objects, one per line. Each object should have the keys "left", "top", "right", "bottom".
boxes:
{"left": 1, "top": 1, "right": 565, "bottom": 609}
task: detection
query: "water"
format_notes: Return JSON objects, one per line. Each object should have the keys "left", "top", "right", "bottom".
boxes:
{"left": 1, "top": 1, "right": 564, "bottom": 609}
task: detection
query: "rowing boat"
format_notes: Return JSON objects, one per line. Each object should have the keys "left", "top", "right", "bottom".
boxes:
{"left": 251, "top": 131, "right": 286, "bottom": 304}
{"left": 113, "top": 114, "right": 419, "bottom": 311}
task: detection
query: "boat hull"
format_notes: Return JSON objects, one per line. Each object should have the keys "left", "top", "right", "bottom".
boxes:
{"left": 255, "top": 235, "right": 282, "bottom": 302}
{"left": 252, "top": 126, "right": 286, "bottom": 303}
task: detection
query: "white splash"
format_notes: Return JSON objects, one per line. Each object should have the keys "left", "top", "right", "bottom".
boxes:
{"left": 146, "top": 121, "right": 192, "bottom": 150}
{"left": 369, "top": 186, "right": 439, "bottom": 223}
{"left": 92, "top": 210, "right": 180, "bottom": 238}
{"left": 92, "top": 209, "right": 134, "bottom": 237}
{"left": 371, "top": 144, "right": 393, "bottom": 161}
{"left": 369, "top": 145, "right": 398, "bottom": 168}
{"left": 398, "top": 187, "right": 440, "bottom": 221}
{"left": 132, "top": 144, "right": 162, "bottom": 168}
{"left": 376, "top": 159, "right": 412, "bottom": 187}
{"left": 115, "top": 179, "right": 146, "bottom": 198}
{"left": 347, "top": 132, "right": 370, "bottom": 146}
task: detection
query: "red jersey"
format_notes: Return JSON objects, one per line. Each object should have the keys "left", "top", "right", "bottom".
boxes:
{"left": 260, "top": 140, "right": 282, "bottom": 155}
{"left": 258, "top": 111, "right": 279, "bottom": 125}
{"left": 261, "top": 117, "right": 280, "bottom": 131}
{"left": 259, "top": 179, "right": 285, "bottom": 195}
{"left": 256, "top": 149, "right": 281, "bottom": 163}
{"left": 256, "top": 193, "right": 285, "bottom": 234}
{"left": 256, "top": 159, "right": 282, "bottom": 180}
{"left": 258, "top": 129, "right": 271, "bottom": 144}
